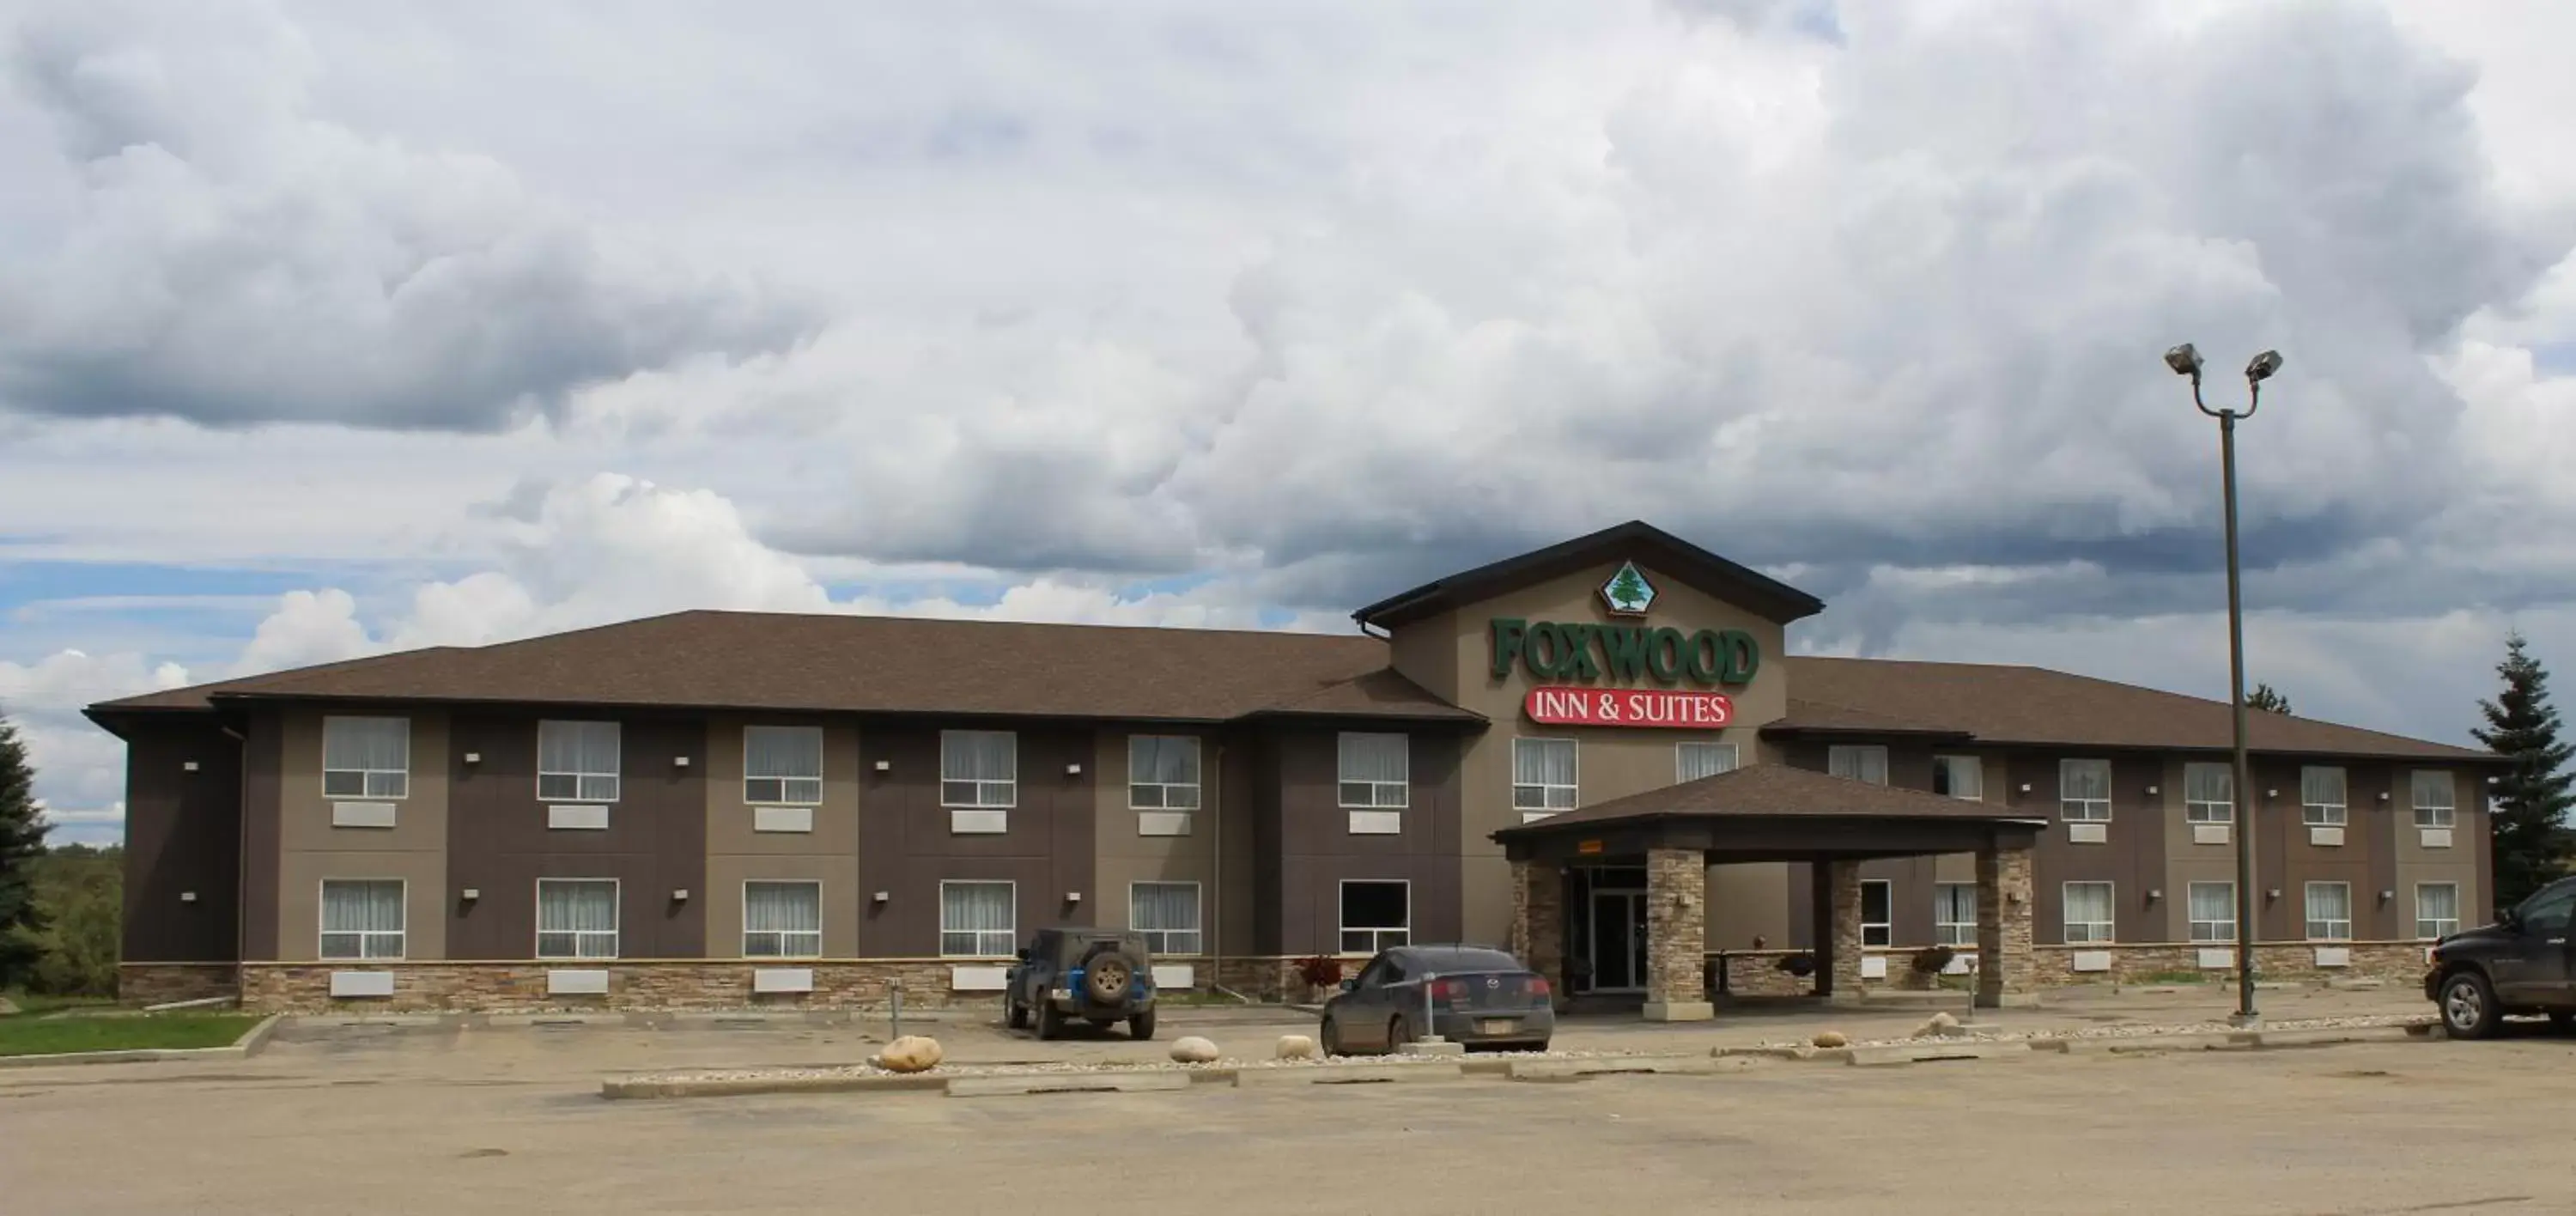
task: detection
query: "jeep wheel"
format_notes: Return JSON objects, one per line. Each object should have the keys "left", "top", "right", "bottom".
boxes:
{"left": 1084, "top": 953, "right": 1138, "bottom": 1005}
{"left": 1128, "top": 1008, "right": 1157, "bottom": 1041}
{"left": 2440, "top": 970, "right": 2500, "bottom": 1039}
{"left": 1035, "top": 1000, "right": 1065, "bottom": 1041}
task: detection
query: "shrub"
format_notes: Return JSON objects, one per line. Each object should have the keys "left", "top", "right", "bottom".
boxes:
{"left": 1909, "top": 945, "right": 1958, "bottom": 976}
{"left": 1293, "top": 955, "right": 1343, "bottom": 988}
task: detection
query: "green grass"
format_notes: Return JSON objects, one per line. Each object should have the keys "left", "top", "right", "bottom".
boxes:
{"left": 0, "top": 1012, "right": 262, "bottom": 1058}
{"left": 1, "top": 991, "right": 118, "bottom": 1018}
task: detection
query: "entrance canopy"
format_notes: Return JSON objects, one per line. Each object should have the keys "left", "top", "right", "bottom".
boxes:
{"left": 1491, "top": 763, "right": 2044, "bottom": 866}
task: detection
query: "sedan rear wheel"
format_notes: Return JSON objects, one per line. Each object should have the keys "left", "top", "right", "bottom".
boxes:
{"left": 2441, "top": 970, "right": 2500, "bottom": 1040}
{"left": 1385, "top": 1015, "right": 1413, "bottom": 1056}
{"left": 1320, "top": 1016, "right": 1346, "bottom": 1057}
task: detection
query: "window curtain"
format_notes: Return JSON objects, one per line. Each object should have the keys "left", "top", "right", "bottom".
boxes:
{"left": 1132, "top": 883, "right": 1200, "bottom": 943}
{"left": 1676, "top": 742, "right": 1737, "bottom": 782}
{"left": 1935, "top": 757, "right": 1984, "bottom": 800}
{"left": 2306, "top": 884, "right": 2350, "bottom": 933}
{"left": 941, "top": 882, "right": 1013, "bottom": 954}
{"left": 2184, "top": 763, "right": 2233, "bottom": 808}
{"left": 1935, "top": 884, "right": 1977, "bottom": 926}
{"left": 1514, "top": 739, "right": 1576, "bottom": 787}
{"left": 1130, "top": 736, "right": 1200, "bottom": 786}
{"left": 323, "top": 718, "right": 408, "bottom": 774}
{"left": 2065, "top": 883, "right": 2111, "bottom": 926}
{"left": 2189, "top": 883, "right": 2233, "bottom": 927}
{"left": 1829, "top": 746, "right": 1888, "bottom": 785}
{"left": 942, "top": 731, "right": 1016, "bottom": 781}
{"left": 2411, "top": 770, "right": 2454, "bottom": 815}
{"left": 321, "top": 880, "right": 404, "bottom": 958}
{"left": 745, "top": 727, "right": 824, "bottom": 803}
{"left": 2300, "top": 766, "right": 2347, "bottom": 807}
{"left": 1339, "top": 733, "right": 1408, "bottom": 783}
{"left": 541, "top": 882, "right": 617, "bottom": 934}
{"left": 745, "top": 882, "right": 821, "bottom": 954}
{"left": 541, "top": 721, "right": 620, "bottom": 775}
{"left": 2060, "top": 759, "right": 2111, "bottom": 801}
{"left": 2417, "top": 884, "right": 2458, "bottom": 929}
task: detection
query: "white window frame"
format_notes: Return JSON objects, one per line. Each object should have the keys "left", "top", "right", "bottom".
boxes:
{"left": 939, "top": 730, "right": 1018, "bottom": 809}
{"left": 320, "top": 716, "right": 410, "bottom": 800}
{"left": 1931, "top": 755, "right": 1983, "bottom": 800}
{"left": 1675, "top": 741, "right": 1738, "bottom": 782}
{"left": 2304, "top": 881, "right": 2353, "bottom": 942}
{"left": 2410, "top": 770, "right": 2456, "bottom": 829}
{"left": 1336, "top": 733, "right": 1410, "bottom": 810}
{"left": 535, "top": 878, "right": 621, "bottom": 960}
{"left": 2183, "top": 762, "right": 2234, "bottom": 824}
{"left": 1827, "top": 745, "right": 1889, "bottom": 786}
{"left": 1934, "top": 883, "right": 1977, "bottom": 946}
{"left": 2415, "top": 882, "right": 2461, "bottom": 940}
{"left": 1127, "top": 735, "right": 1203, "bottom": 812}
{"left": 537, "top": 720, "right": 622, "bottom": 804}
{"left": 742, "top": 880, "right": 823, "bottom": 959}
{"left": 2300, "top": 765, "right": 2348, "bottom": 827}
{"left": 1338, "top": 879, "right": 1412, "bottom": 955}
{"left": 1128, "top": 881, "right": 1203, "bottom": 956}
{"left": 2058, "top": 758, "right": 2111, "bottom": 822}
{"left": 318, "top": 879, "right": 406, "bottom": 960}
{"left": 2186, "top": 881, "right": 2236, "bottom": 944}
{"left": 938, "top": 879, "right": 1017, "bottom": 958}
{"left": 1512, "top": 737, "right": 1579, "bottom": 813}
{"left": 2062, "top": 880, "right": 2115, "bottom": 944}
{"left": 1860, "top": 879, "right": 1893, "bottom": 948}
{"left": 743, "top": 726, "right": 824, "bottom": 806}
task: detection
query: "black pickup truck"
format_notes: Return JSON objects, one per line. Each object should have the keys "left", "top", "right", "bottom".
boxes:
{"left": 2425, "top": 876, "right": 2576, "bottom": 1038}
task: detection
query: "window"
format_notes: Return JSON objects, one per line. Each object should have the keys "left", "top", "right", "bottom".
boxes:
{"left": 939, "top": 731, "right": 1017, "bottom": 808}
{"left": 2184, "top": 762, "right": 2233, "bottom": 824}
{"left": 1934, "top": 884, "right": 1977, "bottom": 946}
{"left": 939, "top": 880, "right": 1015, "bottom": 957}
{"left": 321, "top": 717, "right": 410, "bottom": 799}
{"left": 1827, "top": 745, "right": 1888, "bottom": 786}
{"left": 536, "top": 879, "right": 619, "bottom": 959}
{"left": 744, "top": 727, "right": 823, "bottom": 806}
{"left": 2415, "top": 883, "right": 2459, "bottom": 940}
{"left": 2300, "top": 766, "right": 2348, "bottom": 827}
{"left": 319, "top": 879, "right": 405, "bottom": 959}
{"left": 2063, "top": 881, "right": 2114, "bottom": 944}
{"left": 1337, "top": 733, "right": 1409, "bottom": 809}
{"left": 1512, "top": 738, "right": 1577, "bottom": 813}
{"left": 1676, "top": 741, "right": 1737, "bottom": 782}
{"left": 2187, "top": 882, "right": 2235, "bottom": 943}
{"left": 2411, "top": 770, "right": 2456, "bottom": 829}
{"left": 2058, "top": 759, "right": 2111, "bottom": 822}
{"left": 2518, "top": 885, "right": 2576, "bottom": 935}
{"left": 743, "top": 881, "right": 822, "bottom": 958}
{"left": 537, "top": 721, "right": 621, "bottom": 803}
{"left": 1932, "top": 756, "right": 1983, "bottom": 800}
{"left": 1130, "top": 882, "right": 1202, "bottom": 955}
{"left": 2304, "top": 882, "right": 2352, "bottom": 940}
{"left": 1339, "top": 880, "right": 1411, "bottom": 954}
{"left": 1128, "top": 735, "right": 1202, "bottom": 810}
{"left": 1860, "top": 879, "right": 1893, "bottom": 948}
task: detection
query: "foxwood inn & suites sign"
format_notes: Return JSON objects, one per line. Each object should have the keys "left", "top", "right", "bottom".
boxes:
{"left": 1489, "top": 564, "right": 1755, "bottom": 729}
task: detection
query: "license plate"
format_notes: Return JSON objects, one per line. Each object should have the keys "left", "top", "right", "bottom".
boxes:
{"left": 1479, "top": 1018, "right": 1515, "bottom": 1035}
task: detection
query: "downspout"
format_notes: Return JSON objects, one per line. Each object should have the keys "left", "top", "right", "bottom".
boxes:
{"left": 222, "top": 723, "right": 247, "bottom": 984}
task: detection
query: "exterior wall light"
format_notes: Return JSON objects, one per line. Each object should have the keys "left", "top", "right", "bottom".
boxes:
{"left": 1066, "top": 763, "right": 1084, "bottom": 776}
{"left": 671, "top": 889, "right": 690, "bottom": 902}
{"left": 674, "top": 756, "right": 690, "bottom": 768}
{"left": 464, "top": 752, "right": 482, "bottom": 764}
{"left": 874, "top": 759, "right": 892, "bottom": 773}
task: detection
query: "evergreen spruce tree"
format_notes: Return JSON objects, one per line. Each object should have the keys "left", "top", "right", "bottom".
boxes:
{"left": 2246, "top": 684, "right": 2293, "bottom": 714}
{"left": 2471, "top": 634, "right": 2576, "bottom": 907}
{"left": 0, "top": 708, "right": 48, "bottom": 988}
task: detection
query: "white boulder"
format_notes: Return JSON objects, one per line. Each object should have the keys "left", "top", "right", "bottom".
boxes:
{"left": 1812, "top": 1030, "right": 1850, "bottom": 1049}
{"left": 1912, "top": 1012, "right": 1965, "bottom": 1039}
{"left": 1275, "top": 1034, "right": 1319, "bottom": 1061}
{"left": 874, "top": 1035, "right": 945, "bottom": 1073}
{"left": 1169, "top": 1035, "right": 1221, "bottom": 1064}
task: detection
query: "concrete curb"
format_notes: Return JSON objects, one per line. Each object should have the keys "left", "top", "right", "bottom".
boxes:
{"left": 0, "top": 1013, "right": 283, "bottom": 1069}
{"left": 601, "top": 1072, "right": 951, "bottom": 1099}
{"left": 1846, "top": 1041, "right": 2031, "bottom": 1067}
{"left": 1508, "top": 1055, "right": 1722, "bottom": 1079}
{"left": 947, "top": 1072, "right": 1194, "bottom": 1097}
{"left": 1234, "top": 1061, "right": 1464, "bottom": 1087}
{"left": 2047, "top": 1031, "right": 2257, "bottom": 1056}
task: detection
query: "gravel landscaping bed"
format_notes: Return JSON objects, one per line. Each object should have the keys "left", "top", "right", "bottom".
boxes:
{"left": 615, "top": 1046, "right": 1655, "bottom": 1086}
{"left": 1753, "top": 1012, "right": 2436, "bottom": 1051}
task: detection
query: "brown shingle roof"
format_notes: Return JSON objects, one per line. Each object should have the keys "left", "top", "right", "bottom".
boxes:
{"left": 1493, "top": 763, "right": 2041, "bottom": 839}
{"left": 1777, "top": 656, "right": 2493, "bottom": 762}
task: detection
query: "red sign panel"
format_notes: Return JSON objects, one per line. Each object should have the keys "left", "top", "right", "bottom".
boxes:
{"left": 1523, "top": 686, "right": 1734, "bottom": 729}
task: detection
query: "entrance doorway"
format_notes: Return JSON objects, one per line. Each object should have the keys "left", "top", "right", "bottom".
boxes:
{"left": 1571, "top": 866, "right": 1648, "bottom": 994}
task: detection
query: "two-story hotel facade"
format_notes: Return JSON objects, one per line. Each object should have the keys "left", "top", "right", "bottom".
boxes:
{"left": 90, "top": 522, "right": 2497, "bottom": 1012}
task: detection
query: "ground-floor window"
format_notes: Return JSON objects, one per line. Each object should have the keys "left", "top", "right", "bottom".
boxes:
{"left": 940, "top": 880, "right": 1016, "bottom": 958}
{"left": 319, "top": 879, "right": 405, "bottom": 960}
{"left": 2062, "top": 881, "right": 2114, "bottom": 944}
{"left": 2187, "top": 882, "right": 2235, "bottom": 943}
{"left": 2304, "top": 882, "right": 2352, "bottom": 941}
{"left": 1860, "top": 879, "right": 1893, "bottom": 947}
{"left": 2415, "top": 883, "right": 2460, "bottom": 940}
{"left": 1130, "top": 881, "right": 1202, "bottom": 955}
{"left": 1934, "top": 883, "right": 1977, "bottom": 945}
{"left": 743, "top": 881, "right": 823, "bottom": 958}
{"left": 1340, "top": 880, "right": 1410, "bottom": 954}
{"left": 537, "top": 879, "right": 620, "bottom": 959}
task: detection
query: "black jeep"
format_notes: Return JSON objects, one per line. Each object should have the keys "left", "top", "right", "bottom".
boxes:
{"left": 2425, "top": 875, "right": 2576, "bottom": 1038}
{"left": 1005, "top": 927, "right": 1158, "bottom": 1040}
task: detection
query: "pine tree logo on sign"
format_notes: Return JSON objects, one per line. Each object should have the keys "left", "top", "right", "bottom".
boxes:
{"left": 1600, "top": 562, "right": 1656, "bottom": 616}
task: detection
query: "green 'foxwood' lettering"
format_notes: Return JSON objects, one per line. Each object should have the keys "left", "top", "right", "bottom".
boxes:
{"left": 1489, "top": 617, "right": 1528, "bottom": 678}
{"left": 1485, "top": 617, "right": 1761, "bottom": 687}
{"left": 1598, "top": 626, "right": 1651, "bottom": 681}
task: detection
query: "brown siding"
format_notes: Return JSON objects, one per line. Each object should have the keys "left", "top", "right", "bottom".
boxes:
{"left": 2010, "top": 751, "right": 2166, "bottom": 944}
{"left": 240, "top": 710, "right": 284, "bottom": 960}
{"left": 853, "top": 726, "right": 1096, "bottom": 957}
{"left": 445, "top": 714, "right": 707, "bottom": 958}
{"left": 118, "top": 719, "right": 243, "bottom": 964}
{"left": 2251, "top": 757, "right": 2377, "bottom": 941}
{"left": 1267, "top": 727, "right": 1464, "bottom": 956}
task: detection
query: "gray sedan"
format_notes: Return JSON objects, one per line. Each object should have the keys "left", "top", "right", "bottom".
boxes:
{"left": 1319, "top": 945, "right": 1556, "bottom": 1055}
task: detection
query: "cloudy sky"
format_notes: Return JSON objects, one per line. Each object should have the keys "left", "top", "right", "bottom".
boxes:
{"left": 6, "top": 0, "right": 2576, "bottom": 845}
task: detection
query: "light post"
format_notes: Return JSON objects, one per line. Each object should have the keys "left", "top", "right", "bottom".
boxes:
{"left": 2165, "top": 343, "right": 2282, "bottom": 1028}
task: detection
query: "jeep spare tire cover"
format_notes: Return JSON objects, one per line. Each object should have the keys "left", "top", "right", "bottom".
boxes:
{"left": 1084, "top": 952, "right": 1138, "bottom": 1002}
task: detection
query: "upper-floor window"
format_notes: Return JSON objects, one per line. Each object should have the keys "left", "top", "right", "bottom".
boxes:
{"left": 940, "top": 730, "right": 1018, "bottom": 808}
{"left": 1931, "top": 755, "right": 1983, "bottom": 800}
{"left": 2184, "top": 762, "right": 2233, "bottom": 824}
{"left": 2058, "top": 759, "right": 2111, "bottom": 822}
{"left": 1337, "top": 733, "right": 1409, "bottom": 809}
{"left": 1128, "top": 735, "right": 1202, "bottom": 810}
{"left": 743, "top": 727, "right": 823, "bottom": 806}
{"left": 2410, "top": 770, "right": 2456, "bottom": 829}
{"left": 2300, "top": 766, "right": 2348, "bottom": 827}
{"left": 1676, "top": 741, "right": 1737, "bottom": 782}
{"left": 1827, "top": 745, "right": 1888, "bottom": 786}
{"left": 321, "top": 716, "right": 410, "bottom": 799}
{"left": 537, "top": 721, "right": 621, "bottom": 803}
{"left": 1512, "top": 738, "right": 1577, "bottom": 814}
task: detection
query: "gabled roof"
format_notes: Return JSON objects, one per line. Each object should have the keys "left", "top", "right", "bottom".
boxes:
{"left": 1350, "top": 520, "right": 1826, "bottom": 629}
{"left": 1774, "top": 656, "right": 2496, "bottom": 763}
{"left": 1492, "top": 763, "right": 2042, "bottom": 841}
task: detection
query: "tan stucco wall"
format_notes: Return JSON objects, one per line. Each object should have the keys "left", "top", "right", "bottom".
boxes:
{"left": 1091, "top": 730, "right": 1249, "bottom": 956}
{"left": 702, "top": 717, "right": 861, "bottom": 958}
{"left": 1387, "top": 561, "right": 1793, "bottom": 945}
{"left": 276, "top": 709, "right": 450, "bottom": 960}
{"left": 1706, "top": 863, "right": 1790, "bottom": 947}
{"left": 703, "top": 854, "right": 860, "bottom": 958}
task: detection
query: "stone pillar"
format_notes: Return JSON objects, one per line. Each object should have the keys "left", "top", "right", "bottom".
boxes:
{"left": 1826, "top": 860, "right": 1865, "bottom": 1004}
{"left": 1508, "top": 860, "right": 1564, "bottom": 1002}
{"left": 1643, "top": 847, "right": 1712, "bottom": 1021}
{"left": 1976, "top": 845, "right": 2037, "bottom": 1008}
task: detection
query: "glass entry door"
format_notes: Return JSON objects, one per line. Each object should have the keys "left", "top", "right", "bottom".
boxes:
{"left": 1585, "top": 889, "right": 1648, "bottom": 994}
